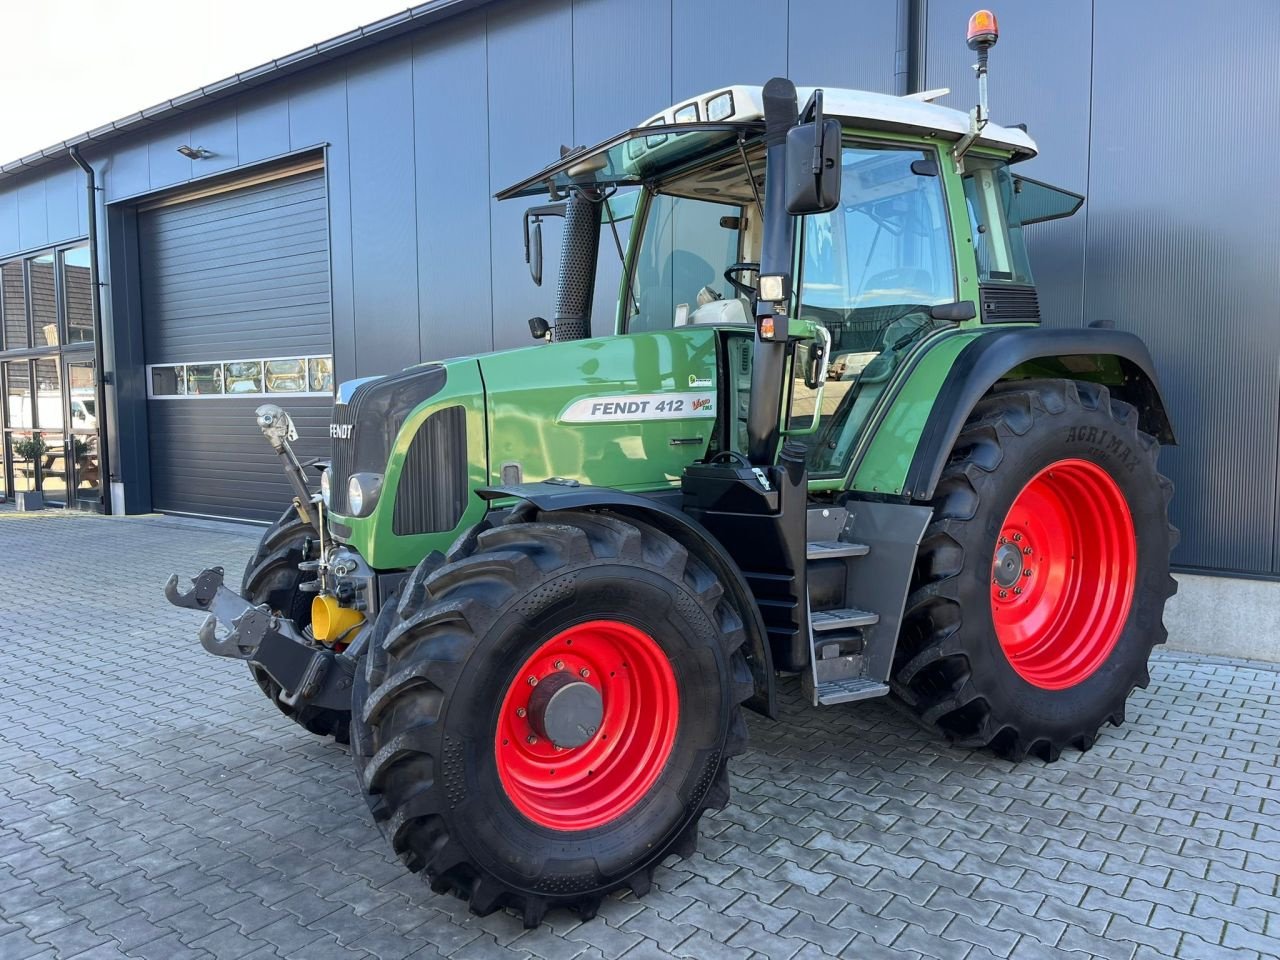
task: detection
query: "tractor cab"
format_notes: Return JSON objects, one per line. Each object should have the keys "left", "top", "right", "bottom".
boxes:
{"left": 500, "top": 83, "right": 1081, "bottom": 483}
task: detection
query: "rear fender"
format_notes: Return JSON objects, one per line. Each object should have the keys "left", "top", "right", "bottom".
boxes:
{"left": 899, "top": 328, "right": 1176, "bottom": 501}
{"left": 478, "top": 482, "right": 776, "bottom": 718}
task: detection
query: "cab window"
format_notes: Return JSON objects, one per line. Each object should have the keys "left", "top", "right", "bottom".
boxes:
{"left": 962, "top": 159, "right": 1084, "bottom": 286}
{"left": 626, "top": 192, "right": 744, "bottom": 333}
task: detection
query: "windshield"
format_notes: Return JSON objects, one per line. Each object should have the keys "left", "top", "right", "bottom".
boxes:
{"left": 788, "top": 141, "right": 956, "bottom": 477}
{"left": 798, "top": 144, "right": 954, "bottom": 319}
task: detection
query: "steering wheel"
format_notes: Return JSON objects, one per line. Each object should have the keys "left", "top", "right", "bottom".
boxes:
{"left": 708, "top": 450, "right": 752, "bottom": 469}
{"left": 724, "top": 262, "right": 760, "bottom": 299}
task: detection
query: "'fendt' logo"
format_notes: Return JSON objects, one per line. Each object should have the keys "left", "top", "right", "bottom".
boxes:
{"left": 329, "top": 424, "right": 353, "bottom": 440}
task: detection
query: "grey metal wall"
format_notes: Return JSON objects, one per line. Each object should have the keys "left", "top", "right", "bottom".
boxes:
{"left": 0, "top": 0, "right": 1275, "bottom": 574}
{"left": 926, "top": 0, "right": 1280, "bottom": 576}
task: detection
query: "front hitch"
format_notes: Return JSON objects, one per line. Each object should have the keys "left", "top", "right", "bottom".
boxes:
{"left": 164, "top": 566, "right": 356, "bottom": 711}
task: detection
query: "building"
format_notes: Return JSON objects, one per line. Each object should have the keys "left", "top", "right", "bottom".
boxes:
{"left": 0, "top": 1, "right": 1276, "bottom": 603}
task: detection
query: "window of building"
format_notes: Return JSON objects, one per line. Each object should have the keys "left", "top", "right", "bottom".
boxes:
{"left": 148, "top": 355, "right": 335, "bottom": 399}
{"left": 2, "top": 261, "right": 26, "bottom": 349}
{"left": 30, "top": 254, "right": 58, "bottom": 347}
{"left": 62, "top": 247, "right": 93, "bottom": 345}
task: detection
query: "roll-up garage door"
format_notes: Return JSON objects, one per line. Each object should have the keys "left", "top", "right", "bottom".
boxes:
{"left": 140, "top": 162, "right": 333, "bottom": 522}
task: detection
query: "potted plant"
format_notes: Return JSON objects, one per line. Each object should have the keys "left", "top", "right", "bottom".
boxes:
{"left": 12, "top": 434, "right": 48, "bottom": 510}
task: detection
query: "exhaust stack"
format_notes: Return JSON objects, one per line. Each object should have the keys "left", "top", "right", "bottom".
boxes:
{"left": 552, "top": 189, "right": 602, "bottom": 342}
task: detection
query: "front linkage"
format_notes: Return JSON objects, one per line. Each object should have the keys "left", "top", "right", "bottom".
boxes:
{"left": 163, "top": 565, "right": 356, "bottom": 712}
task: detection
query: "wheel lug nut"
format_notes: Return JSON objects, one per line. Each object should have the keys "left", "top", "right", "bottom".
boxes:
{"left": 579, "top": 668, "right": 590, "bottom": 679}
{"left": 1014, "top": 587, "right": 1023, "bottom": 595}
{"left": 1013, "top": 533, "right": 1022, "bottom": 542}
{"left": 998, "top": 589, "right": 1008, "bottom": 599}
{"left": 1023, "top": 569, "right": 1032, "bottom": 577}
{"left": 516, "top": 707, "right": 527, "bottom": 718}
{"left": 526, "top": 735, "right": 537, "bottom": 745}
{"left": 527, "top": 676, "right": 537, "bottom": 686}
{"left": 1023, "top": 546, "right": 1032, "bottom": 555}
{"left": 999, "top": 536, "right": 1007, "bottom": 545}
{"left": 554, "top": 660, "right": 564, "bottom": 669}
{"left": 554, "top": 744, "right": 563, "bottom": 752}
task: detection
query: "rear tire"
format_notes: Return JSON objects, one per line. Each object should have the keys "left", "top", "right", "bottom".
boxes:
{"left": 893, "top": 379, "right": 1178, "bottom": 761}
{"left": 242, "top": 505, "right": 351, "bottom": 744}
{"left": 351, "top": 509, "right": 752, "bottom": 926}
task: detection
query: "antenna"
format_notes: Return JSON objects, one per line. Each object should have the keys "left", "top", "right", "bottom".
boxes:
{"left": 953, "top": 9, "right": 1000, "bottom": 171}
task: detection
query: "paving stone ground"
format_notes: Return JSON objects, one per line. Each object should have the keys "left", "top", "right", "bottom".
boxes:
{"left": 2, "top": 509, "right": 1278, "bottom": 960}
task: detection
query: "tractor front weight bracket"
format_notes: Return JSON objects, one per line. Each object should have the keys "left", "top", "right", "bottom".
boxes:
{"left": 164, "top": 566, "right": 356, "bottom": 711}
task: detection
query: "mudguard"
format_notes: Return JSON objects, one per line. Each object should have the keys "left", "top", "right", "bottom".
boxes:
{"left": 902, "top": 327, "right": 1176, "bottom": 501}
{"left": 478, "top": 481, "right": 777, "bottom": 718}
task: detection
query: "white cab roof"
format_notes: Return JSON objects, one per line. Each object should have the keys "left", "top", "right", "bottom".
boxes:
{"left": 644, "top": 84, "right": 1038, "bottom": 160}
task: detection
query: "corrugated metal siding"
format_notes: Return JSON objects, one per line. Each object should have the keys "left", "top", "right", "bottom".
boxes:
{"left": 140, "top": 168, "right": 332, "bottom": 520}
{"left": 1086, "top": 0, "right": 1280, "bottom": 575}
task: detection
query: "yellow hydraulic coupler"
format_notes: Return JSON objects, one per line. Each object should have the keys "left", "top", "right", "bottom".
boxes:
{"left": 311, "top": 594, "right": 365, "bottom": 645}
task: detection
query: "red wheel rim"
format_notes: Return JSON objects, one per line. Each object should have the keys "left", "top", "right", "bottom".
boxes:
{"left": 495, "top": 620, "right": 678, "bottom": 831}
{"left": 991, "top": 458, "right": 1137, "bottom": 690}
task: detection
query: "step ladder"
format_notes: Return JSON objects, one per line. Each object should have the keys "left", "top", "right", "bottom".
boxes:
{"left": 803, "top": 506, "right": 890, "bottom": 706}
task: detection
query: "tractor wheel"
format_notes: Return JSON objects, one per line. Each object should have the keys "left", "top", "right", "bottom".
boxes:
{"left": 350, "top": 509, "right": 752, "bottom": 926}
{"left": 893, "top": 379, "right": 1178, "bottom": 761}
{"left": 242, "top": 505, "right": 351, "bottom": 744}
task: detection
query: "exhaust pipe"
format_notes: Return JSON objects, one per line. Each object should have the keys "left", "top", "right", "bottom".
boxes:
{"left": 552, "top": 189, "right": 602, "bottom": 342}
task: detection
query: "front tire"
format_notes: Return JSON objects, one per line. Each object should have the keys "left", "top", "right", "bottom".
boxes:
{"left": 351, "top": 509, "right": 752, "bottom": 926}
{"left": 242, "top": 505, "right": 352, "bottom": 744}
{"left": 893, "top": 379, "right": 1177, "bottom": 761}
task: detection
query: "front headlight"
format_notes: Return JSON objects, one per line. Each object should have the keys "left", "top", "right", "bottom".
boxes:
{"left": 347, "top": 472, "right": 383, "bottom": 517}
{"left": 319, "top": 468, "right": 331, "bottom": 507}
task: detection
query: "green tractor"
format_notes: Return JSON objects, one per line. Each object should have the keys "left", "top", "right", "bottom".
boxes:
{"left": 167, "top": 13, "right": 1176, "bottom": 927}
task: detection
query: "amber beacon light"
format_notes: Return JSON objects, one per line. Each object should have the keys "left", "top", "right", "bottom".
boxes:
{"left": 967, "top": 9, "right": 999, "bottom": 51}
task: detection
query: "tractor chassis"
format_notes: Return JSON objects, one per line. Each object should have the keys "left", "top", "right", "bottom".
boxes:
{"left": 164, "top": 566, "right": 356, "bottom": 711}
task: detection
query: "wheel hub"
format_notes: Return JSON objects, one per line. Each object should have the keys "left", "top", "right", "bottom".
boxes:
{"left": 992, "top": 541, "right": 1025, "bottom": 589}
{"left": 527, "top": 671, "right": 603, "bottom": 748}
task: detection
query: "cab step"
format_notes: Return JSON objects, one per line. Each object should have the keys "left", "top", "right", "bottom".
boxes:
{"left": 811, "top": 607, "right": 879, "bottom": 631}
{"left": 806, "top": 540, "right": 870, "bottom": 560}
{"left": 813, "top": 677, "right": 890, "bottom": 705}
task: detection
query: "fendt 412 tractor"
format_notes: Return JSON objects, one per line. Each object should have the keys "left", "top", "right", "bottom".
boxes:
{"left": 168, "top": 12, "right": 1177, "bottom": 926}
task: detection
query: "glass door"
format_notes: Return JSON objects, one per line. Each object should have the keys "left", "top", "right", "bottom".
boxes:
{"left": 65, "top": 358, "right": 100, "bottom": 509}
{"left": 34, "top": 358, "right": 67, "bottom": 506}
{"left": 5, "top": 360, "right": 37, "bottom": 498}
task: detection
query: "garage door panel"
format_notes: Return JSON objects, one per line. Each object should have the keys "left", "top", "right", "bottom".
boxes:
{"left": 147, "top": 397, "right": 331, "bottom": 522}
{"left": 142, "top": 167, "right": 333, "bottom": 521}
{"left": 151, "top": 178, "right": 326, "bottom": 229}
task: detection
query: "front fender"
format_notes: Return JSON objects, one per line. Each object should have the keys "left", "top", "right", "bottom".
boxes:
{"left": 478, "top": 482, "right": 776, "bottom": 718}
{"left": 857, "top": 328, "right": 1175, "bottom": 502}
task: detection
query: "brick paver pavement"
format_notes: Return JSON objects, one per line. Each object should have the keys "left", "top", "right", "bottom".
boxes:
{"left": 1, "top": 510, "right": 1278, "bottom": 959}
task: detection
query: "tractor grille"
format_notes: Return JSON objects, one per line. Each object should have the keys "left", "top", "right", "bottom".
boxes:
{"left": 392, "top": 405, "right": 469, "bottom": 536}
{"left": 328, "top": 364, "right": 447, "bottom": 515}
{"left": 980, "top": 283, "right": 1041, "bottom": 323}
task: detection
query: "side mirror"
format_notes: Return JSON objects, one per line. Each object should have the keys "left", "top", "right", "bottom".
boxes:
{"left": 522, "top": 201, "right": 566, "bottom": 288}
{"left": 528, "top": 221, "right": 544, "bottom": 287}
{"left": 785, "top": 118, "right": 842, "bottom": 215}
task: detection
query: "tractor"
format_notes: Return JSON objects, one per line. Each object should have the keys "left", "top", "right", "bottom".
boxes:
{"left": 167, "top": 12, "right": 1176, "bottom": 927}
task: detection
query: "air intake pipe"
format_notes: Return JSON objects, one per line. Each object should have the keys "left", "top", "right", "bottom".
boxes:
{"left": 552, "top": 188, "right": 602, "bottom": 342}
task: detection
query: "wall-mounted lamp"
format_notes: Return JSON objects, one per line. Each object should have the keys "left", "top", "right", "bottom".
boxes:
{"left": 176, "top": 145, "right": 214, "bottom": 160}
